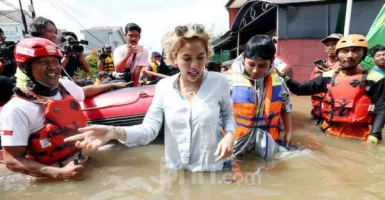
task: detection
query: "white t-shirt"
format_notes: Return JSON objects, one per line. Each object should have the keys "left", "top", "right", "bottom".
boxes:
{"left": 0, "top": 79, "right": 85, "bottom": 146}
{"left": 113, "top": 44, "right": 149, "bottom": 74}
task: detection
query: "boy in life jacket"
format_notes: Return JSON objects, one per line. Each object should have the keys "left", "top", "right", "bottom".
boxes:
{"left": 0, "top": 38, "right": 89, "bottom": 180}
{"left": 309, "top": 34, "right": 342, "bottom": 123}
{"left": 228, "top": 35, "right": 293, "bottom": 159}
{"left": 279, "top": 34, "right": 385, "bottom": 144}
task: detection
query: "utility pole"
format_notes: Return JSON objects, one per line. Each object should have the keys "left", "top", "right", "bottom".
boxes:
{"left": 30, "top": 0, "right": 36, "bottom": 18}
{"left": 344, "top": 0, "right": 353, "bottom": 36}
{"left": 18, "top": 0, "right": 29, "bottom": 34}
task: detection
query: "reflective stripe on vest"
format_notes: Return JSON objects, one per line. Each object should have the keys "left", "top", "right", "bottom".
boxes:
{"left": 229, "top": 70, "right": 283, "bottom": 140}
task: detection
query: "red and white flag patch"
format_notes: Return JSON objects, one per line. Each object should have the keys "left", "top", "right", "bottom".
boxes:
{"left": 1, "top": 130, "right": 13, "bottom": 136}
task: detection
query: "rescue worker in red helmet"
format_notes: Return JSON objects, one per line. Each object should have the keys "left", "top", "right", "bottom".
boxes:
{"left": 0, "top": 38, "right": 88, "bottom": 180}
{"left": 278, "top": 34, "right": 385, "bottom": 144}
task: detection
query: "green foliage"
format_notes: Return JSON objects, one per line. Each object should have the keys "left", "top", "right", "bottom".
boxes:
{"left": 88, "top": 57, "right": 98, "bottom": 69}
{"left": 75, "top": 57, "right": 98, "bottom": 80}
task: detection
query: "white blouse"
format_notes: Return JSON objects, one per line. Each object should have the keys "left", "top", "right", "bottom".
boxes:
{"left": 121, "top": 71, "right": 236, "bottom": 171}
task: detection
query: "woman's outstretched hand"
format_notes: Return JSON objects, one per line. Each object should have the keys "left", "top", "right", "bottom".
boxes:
{"left": 64, "top": 125, "right": 126, "bottom": 151}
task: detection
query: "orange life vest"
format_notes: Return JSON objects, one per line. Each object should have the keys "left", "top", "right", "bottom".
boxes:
{"left": 15, "top": 84, "right": 86, "bottom": 166}
{"left": 321, "top": 69, "right": 374, "bottom": 139}
{"left": 228, "top": 70, "right": 283, "bottom": 140}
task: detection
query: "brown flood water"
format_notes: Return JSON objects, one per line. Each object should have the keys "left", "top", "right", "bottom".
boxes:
{"left": 2, "top": 96, "right": 385, "bottom": 200}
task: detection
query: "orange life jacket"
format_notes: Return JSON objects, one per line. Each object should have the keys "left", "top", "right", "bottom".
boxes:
{"left": 15, "top": 84, "right": 86, "bottom": 166}
{"left": 321, "top": 69, "right": 374, "bottom": 139}
{"left": 228, "top": 70, "right": 283, "bottom": 140}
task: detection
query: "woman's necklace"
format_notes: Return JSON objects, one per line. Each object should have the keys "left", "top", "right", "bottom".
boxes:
{"left": 179, "top": 76, "right": 203, "bottom": 96}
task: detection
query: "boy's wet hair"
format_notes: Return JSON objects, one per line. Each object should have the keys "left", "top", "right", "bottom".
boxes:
{"left": 244, "top": 35, "right": 276, "bottom": 60}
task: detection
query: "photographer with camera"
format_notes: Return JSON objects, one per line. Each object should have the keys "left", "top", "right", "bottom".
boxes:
{"left": 59, "top": 32, "right": 91, "bottom": 79}
{"left": 0, "top": 28, "right": 17, "bottom": 78}
{"left": 0, "top": 28, "right": 5, "bottom": 42}
{"left": 0, "top": 28, "right": 16, "bottom": 104}
{"left": 97, "top": 45, "right": 114, "bottom": 73}
{"left": 114, "top": 23, "right": 148, "bottom": 86}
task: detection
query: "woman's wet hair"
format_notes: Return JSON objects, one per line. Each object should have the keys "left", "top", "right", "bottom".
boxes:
{"left": 370, "top": 45, "right": 385, "bottom": 57}
{"left": 124, "top": 23, "right": 141, "bottom": 34}
{"left": 244, "top": 35, "right": 276, "bottom": 60}
{"left": 162, "top": 24, "right": 213, "bottom": 66}
{"left": 29, "top": 16, "right": 57, "bottom": 38}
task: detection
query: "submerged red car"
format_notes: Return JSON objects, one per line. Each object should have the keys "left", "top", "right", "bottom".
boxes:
{"left": 81, "top": 84, "right": 155, "bottom": 126}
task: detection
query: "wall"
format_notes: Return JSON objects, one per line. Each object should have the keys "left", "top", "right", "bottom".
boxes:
{"left": 228, "top": 8, "right": 240, "bottom": 28}
{"left": 278, "top": 0, "right": 384, "bottom": 39}
{"left": 81, "top": 29, "right": 125, "bottom": 51}
{"left": 277, "top": 39, "right": 325, "bottom": 82}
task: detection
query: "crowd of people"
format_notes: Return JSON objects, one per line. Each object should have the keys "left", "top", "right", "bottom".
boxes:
{"left": 0, "top": 15, "right": 385, "bottom": 181}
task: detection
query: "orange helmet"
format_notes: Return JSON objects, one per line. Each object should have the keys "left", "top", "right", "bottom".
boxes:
{"left": 335, "top": 34, "right": 368, "bottom": 53}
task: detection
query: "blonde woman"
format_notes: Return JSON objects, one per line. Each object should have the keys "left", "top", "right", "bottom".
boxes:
{"left": 65, "top": 24, "right": 236, "bottom": 171}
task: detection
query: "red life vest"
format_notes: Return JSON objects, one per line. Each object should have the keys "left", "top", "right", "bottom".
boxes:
{"left": 15, "top": 84, "right": 86, "bottom": 166}
{"left": 321, "top": 69, "right": 374, "bottom": 125}
{"left": 311, "top": 62, "right": 340, "bottom": 119}
{"left": 311, "top": 71, "right": 326, "bottom": 118}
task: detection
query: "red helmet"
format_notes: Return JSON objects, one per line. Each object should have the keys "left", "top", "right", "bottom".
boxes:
{"left": 14, "top": 37, "right": 62, "bottom": 67}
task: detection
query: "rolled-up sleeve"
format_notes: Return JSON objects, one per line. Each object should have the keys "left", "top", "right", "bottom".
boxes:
{"left": 220, "top": 76, "right": 236, "bottom": 133}
{"left": 120, "top": 80, "right": 165, "bottom": 146}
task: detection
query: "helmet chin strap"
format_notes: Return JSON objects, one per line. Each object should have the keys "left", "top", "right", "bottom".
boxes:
{"left": 26, "top": 77, "right": 59, "bottom": 97}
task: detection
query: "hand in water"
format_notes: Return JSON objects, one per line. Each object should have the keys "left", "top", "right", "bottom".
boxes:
{"left": 284, "top": 131, "right": 293, "bottom": 147}
{"left": 215, "top": 132, "right": 235, "bottom": 162}
{"left": 58, "top": 158, "right": 88, "bottom": 180}
{"left": 64, "top": 125, "right": 121, "bottom": 152}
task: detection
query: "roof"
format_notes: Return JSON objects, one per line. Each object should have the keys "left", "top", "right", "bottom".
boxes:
{"left": 0, "top": 10, "right": 32, "bottom": 19}
{"left": 211, "top": 31, "right": 233, "bottom": 48}
{"left": 88, "top": 26, "right": 123, "bottom": 31}
{"left": 231, "top": 1, "right": 277, "bottom": 32}
{"left": 260, "top": 0, "right": 326, "bottom": 3}
{"left": 226, "top": 0, "right": 248, "bottom": 8}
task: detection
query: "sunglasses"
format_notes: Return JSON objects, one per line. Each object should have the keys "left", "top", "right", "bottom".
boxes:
{"left": 175, "top": 24, "right": 205, "bottom": 37}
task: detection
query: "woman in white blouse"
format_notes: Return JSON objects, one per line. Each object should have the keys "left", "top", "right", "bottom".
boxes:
{"left": 65, "top": 24, "right": 236, "bottom": 171}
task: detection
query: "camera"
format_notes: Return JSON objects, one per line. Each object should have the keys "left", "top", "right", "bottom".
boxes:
{"left": 0, "top": 41, "right": 15, "bottom": 59}
{"left": 61, "top": 35, "right": 88, "bottom": 54}
{"left": 98, "top": 45, "right": 112, "bottom": 59}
